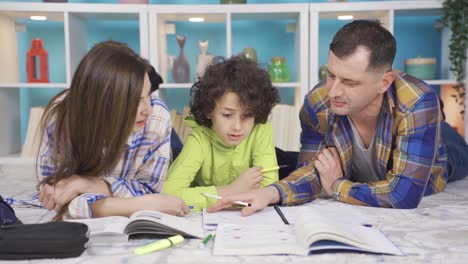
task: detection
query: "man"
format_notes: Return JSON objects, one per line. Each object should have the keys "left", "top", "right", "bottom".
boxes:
{"left": 208, "top": 20, "right": 468, "bottom": 215}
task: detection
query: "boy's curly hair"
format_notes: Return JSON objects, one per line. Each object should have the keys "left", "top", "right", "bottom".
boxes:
{"left": 190, "top": 55, "right": 280, "bottom": 127}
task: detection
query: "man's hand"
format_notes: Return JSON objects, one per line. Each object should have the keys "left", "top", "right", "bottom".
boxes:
{"left": 207, "top": 186, "right": 280, "bottom": 216}
{"left": 314, "top": 147, "right": 343, "bottom": 196}
{"left": 38, "top": 175, "right": 109, "bottom": 212}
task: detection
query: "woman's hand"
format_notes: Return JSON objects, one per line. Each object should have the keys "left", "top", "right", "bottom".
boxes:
{"left": 90, "top": 193, "right": 190, "bottom": 218}
{"left": 39, "top": 175, "right": 110, "bottom": 212}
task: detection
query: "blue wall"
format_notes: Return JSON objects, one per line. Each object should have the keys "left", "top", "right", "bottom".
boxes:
{"left": 3, "top": 0, "right": 443, "bottom": 143}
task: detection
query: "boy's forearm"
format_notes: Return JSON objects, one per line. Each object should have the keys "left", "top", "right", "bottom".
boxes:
{"left": 265, "top": 186, "right": 280, "bottom": 204}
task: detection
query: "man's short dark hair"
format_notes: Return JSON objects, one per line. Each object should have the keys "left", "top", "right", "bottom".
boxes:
{"left": 330, "top": 20, "right": 396, "bottom": 71}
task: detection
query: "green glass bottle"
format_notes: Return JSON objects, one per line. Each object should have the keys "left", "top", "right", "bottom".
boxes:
{"left": 319, "top": 64, "right": 328, "bottom": 81}
{"left": 269, "top": 57, "right": 290, "bottom": 83}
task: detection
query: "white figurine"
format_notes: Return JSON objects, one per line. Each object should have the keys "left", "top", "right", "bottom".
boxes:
{"left": 195, "top": 40, "right": 215, "bottom": 80}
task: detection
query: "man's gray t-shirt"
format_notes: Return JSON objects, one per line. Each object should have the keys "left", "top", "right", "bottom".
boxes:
{"left": 348, "top": 117, "right": 384, "bottom": 183}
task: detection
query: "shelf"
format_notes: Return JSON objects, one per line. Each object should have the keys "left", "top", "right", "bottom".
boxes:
{"left": 160, "top": 82, "right": 301, "bottom": 89}
{"left": 1, "top": 1, "right": 463, "bottom": 155}
{"left": 160, "top": 83, "right": 193, "bottom": 89}
{"left": 425, "top": 80, "right": 460, "bottom": 86}
{"left": 0, "top": 153, "right": 34, "bottom": 165}
{"left": 0, "top": 83, "right": 68, "bottom": 88}
{"left": 274, "top": 82, "right": 301, "bottom": 88}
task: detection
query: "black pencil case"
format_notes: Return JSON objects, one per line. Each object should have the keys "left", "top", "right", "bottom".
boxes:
{"left": 0, "top": 221, "right": 89, "bottom": 260}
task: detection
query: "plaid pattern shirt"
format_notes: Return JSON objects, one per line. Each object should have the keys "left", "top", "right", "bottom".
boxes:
{"left": 39, "top": 94, "right": 172, "bottom": 219}
{"left": 272, "top": 71, "right": 448, "bottom": 209}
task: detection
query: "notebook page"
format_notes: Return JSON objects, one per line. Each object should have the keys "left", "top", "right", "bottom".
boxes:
{"left": 203, "top": 206, "right": 298, "bottom": 230}
{"left": 293, "top": 205, "right": 403, "bottom": 255}
{"left": 213, "top": 224, "right": 305, "bottom": 255}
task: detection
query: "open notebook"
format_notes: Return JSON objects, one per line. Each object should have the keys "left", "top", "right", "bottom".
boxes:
{"left": 213, "top": 205, "right": 403, "bottom": 256}
{"left": 203, "top": 206, "right": 298, "bottom": 230}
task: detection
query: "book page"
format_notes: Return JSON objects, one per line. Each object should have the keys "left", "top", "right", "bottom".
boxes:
{"left": 293, "top": 205, "right": 403, "bottom": 255}
{"left": 213, "top": 224, "right": 306, "bottom": 256}
{"left": 126, "top": 210, "right": 205, "bottom": 238}
{"left": 203, "top": 206, "right": 298, "bottom": 230}
{"left": 67, "top": 216, "right": 129, "bottom": 236}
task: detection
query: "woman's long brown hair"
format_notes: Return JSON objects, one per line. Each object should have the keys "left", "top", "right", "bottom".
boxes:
{"left": 36, "top": 41, "right": 150, "bottom": 219}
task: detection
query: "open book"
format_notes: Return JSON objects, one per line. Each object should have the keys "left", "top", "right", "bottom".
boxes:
{"left": 68, "top": 210, "right": 205, "bottom": 243}
{"left": 213, "top": 206, "right": 403, "bottom": 256}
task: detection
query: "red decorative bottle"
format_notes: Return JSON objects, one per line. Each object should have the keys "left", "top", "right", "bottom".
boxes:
{"left": 27, "top": 39, "right": 49, "bottom": 83}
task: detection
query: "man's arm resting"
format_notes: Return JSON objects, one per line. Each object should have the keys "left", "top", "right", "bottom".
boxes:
{"left": 271, "top": 162, "right": 322, "bottom": 206}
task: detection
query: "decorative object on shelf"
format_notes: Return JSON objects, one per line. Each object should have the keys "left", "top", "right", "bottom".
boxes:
{"left": 172, "top": 35, "right": 190, "bottom": 83}
{"left": 119, "top": 0, "right": 148, "bottom": 3}
{"left": 440, "top": 83, "right": 465, "bottom": 137}
{"left": 319, "top": 64, "right": 328, "bottom": 81}
{"left": 196, "top": 40, "right": 215, "bottom": 79}
{"left": 220, "top": 0, "right": 247, "bottom": 4}
{"left": 268, "top": 57, "right": 290, "bottom": 83}
{"left": 440, "top": 0, "right": 467, "bottom": 119}
{"left": 404, "top": 57, "right": 436, "bottom": 80}
{"left": 27, "top": 38, "right": 49, "bottom": 83}
{"left": 242, "top": 47, "right": 257, "bottom": 63}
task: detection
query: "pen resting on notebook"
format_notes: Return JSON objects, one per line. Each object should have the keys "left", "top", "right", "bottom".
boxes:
{"left": 202, "top": 193, "right": 251, "bottom": 207}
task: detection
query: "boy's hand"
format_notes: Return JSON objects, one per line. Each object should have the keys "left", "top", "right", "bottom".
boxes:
{"left": 208, "top": 186, "right": 280, "bottom": 216}
{"left": 229, "top": 166, "right": 263, "bottom": 194}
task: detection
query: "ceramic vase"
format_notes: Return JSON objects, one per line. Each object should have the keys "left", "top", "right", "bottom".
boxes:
{"left": 196, "top": 40, "right": 215, "bottom": 79}
{"left": 220, "top": 0, "right": 247, "bottom": 4}
{"left": 242, "top": 47, "right": 257, "bottom": 62}
{"left": 172, "top": 35, "right": 190, "bottom": 83}
{"left": 269, "top": 57, "right": 290, "bottom": 82}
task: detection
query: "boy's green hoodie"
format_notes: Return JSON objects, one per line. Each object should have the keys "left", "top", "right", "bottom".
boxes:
{"left": 162, "top": 117, "right": 278, "bottom": 210}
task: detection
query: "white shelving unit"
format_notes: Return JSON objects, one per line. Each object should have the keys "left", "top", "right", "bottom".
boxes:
{"left": 308, "top": 0, "right": 467, "bottom": 143}
{"left": 308, "top": 0, "right": 449, "bottom": 89}
{"left": 0, "top": 1, "right": 466, "bottom": 162}
{"left": 149, "top": 4, "right": 309, "bottom": 151}
{"left": 0, "top": 2, "right": 148, "bottom": 164}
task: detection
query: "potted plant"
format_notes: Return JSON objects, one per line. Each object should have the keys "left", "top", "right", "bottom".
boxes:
{"left": 440, "top": 0, "right": 467, "bottom": 118}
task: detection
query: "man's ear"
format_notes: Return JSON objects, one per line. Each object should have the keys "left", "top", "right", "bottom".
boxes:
{"left": 379, "top": 70, "right": 395, "bottom": 94}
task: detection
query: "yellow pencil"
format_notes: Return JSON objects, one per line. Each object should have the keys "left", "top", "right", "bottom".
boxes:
{"left": 261, "top": 165, "right": 289, "bottom": 173}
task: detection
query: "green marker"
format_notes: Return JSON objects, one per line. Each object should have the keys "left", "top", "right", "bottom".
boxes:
{"left": 133, "top": 235, "right": 184, "bottom": 255}
{"left": 199, "top": 233, "right": 214, "bottom": 249}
